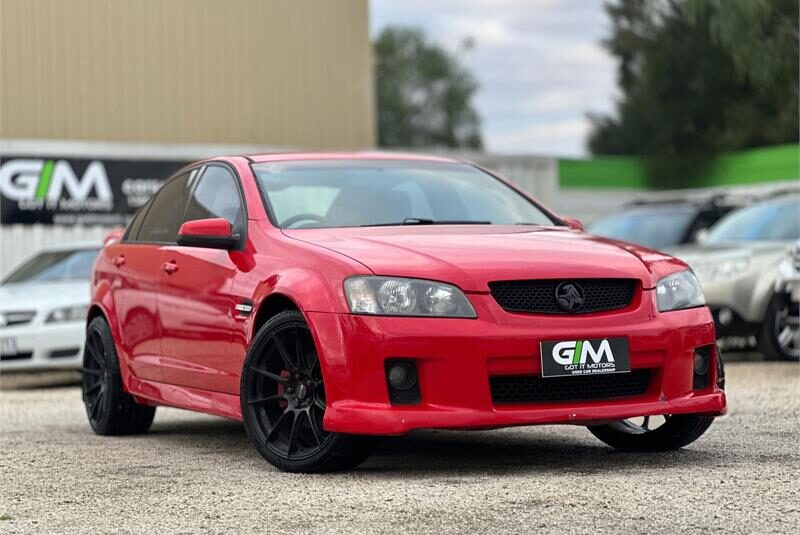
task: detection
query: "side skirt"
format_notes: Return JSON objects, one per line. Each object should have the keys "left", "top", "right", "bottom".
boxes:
{"left": 127, "top": 375, "right": 244, "bottom": 421}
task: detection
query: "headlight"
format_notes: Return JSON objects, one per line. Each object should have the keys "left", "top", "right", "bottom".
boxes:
{"left": 45, "top": 305, "right": 88, "bottom": 323}
{"left": 344, "top": 277, "right": 476, "bottom": 317}
{"left": 656, "top": 270, "right": 705, "bottom": 312}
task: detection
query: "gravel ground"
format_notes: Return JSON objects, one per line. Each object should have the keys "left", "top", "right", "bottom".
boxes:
{"left": 1, "top": 358, "right": 798, "bottom": 535}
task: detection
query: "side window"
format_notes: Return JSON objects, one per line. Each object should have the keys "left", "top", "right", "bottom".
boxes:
{"left": 124, "top": 200, "right": 151, "bottom": 242}
{"left": 183, "top": 165, "right": 245, "bottom": 232}
{"left": 137, "top": 173, "right": 191, "bottom": 243}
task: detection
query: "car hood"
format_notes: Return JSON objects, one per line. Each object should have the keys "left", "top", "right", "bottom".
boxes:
{"left": 0, "top": 280, "right": 90, "bottom": 312}
{"left": 667, "top": 241, "right": 790, "bottom": 283}
{"left": 284, "top": 225, "right": 686, "bottom": 291}
{"left": 668, "top": 241, "right": 789, "bottom": 258}
{"left": 667, "top": 241, "right": 790, "bottom": 269}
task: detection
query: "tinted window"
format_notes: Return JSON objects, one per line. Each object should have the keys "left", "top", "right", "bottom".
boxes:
{"left": 137, "top": 173, "right": 191, "bottom": 243}
{"left": 707, "top": 198, "right": 800, "bottom": 243}
{"left": 253, "top": 160, "right": 557, "bottom": 229}
{"left": 123, "top": 202, "right": 150, "bottom": 241}
{"left": 184, "top": 165, "right": 245, "bottom": 231}
{"left": 2, "top": 249, "right": 99, "bottom": 284}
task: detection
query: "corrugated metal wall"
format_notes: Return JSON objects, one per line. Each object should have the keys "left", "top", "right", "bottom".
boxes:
{"left": 0, "top": 0, "right": 375, "bottom": 148}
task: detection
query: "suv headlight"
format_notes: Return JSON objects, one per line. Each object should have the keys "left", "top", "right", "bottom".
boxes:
{"left": 656, "top": 270, "right": 705, "bottom": 312}
{"left": 344, "top": 277, "right": 477, "bottom": 317}
{"left": 45, "top": 305, "right": 88, "bottom": 323}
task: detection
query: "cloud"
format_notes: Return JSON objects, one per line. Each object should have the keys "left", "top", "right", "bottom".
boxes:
{"left": 371, "top": 0, "right": 617, "bottom": 156}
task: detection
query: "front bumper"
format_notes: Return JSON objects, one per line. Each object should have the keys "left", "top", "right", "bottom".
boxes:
{"left": 309, "top": 291, "right": 727, "bottom": 435}
{"left": 0, "top": 321, "right": 85, "bottom": 371}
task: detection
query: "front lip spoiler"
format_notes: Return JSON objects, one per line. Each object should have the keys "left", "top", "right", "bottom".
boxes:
{"left": 322, "top": 391, "right": 727, "bottom": 436}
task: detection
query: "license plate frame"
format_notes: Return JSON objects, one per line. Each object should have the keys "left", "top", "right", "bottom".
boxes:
{"left": 540, "top": 337, "right": 631, "bottom": 378}
{"left": 0, "top": 337, "right": 19, "bottom": 357}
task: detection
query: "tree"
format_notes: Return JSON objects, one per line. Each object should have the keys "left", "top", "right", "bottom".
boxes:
{"left": 589, "top": 0, "right": 799, "bottom": 188}
{"left": 374, "top": 27, "right": 483, "bottom": 149}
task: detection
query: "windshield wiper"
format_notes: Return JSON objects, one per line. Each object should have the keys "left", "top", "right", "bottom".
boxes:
{"left": 401, "top": 218, "right": 491, "bottom": 225}
{"left": 358, "top": 218, "right": 492, "bottom": 227}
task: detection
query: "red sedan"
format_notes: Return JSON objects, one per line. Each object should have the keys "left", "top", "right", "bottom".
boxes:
{"left": 83, "top": 153, "right": 726, "bottom": 472}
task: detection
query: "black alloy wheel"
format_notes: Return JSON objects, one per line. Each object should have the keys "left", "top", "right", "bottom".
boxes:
{"left": 240, "top": 310, "right": 374, "bottom": 472}
{"left": 82, "top": 326, "right": 110, "bottom": 425}
{"left": 82, "top": 316, "right": 155, "bottom": 435}
{"left": 587, "top": 413, "right": 714, "bottom": 451}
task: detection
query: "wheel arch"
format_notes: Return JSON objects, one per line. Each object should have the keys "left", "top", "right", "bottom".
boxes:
{"left": 251, "top": 292, "right": 301, "bottom": 336}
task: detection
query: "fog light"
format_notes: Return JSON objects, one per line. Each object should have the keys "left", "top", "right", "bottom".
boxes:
{"left": 387, "top": 362, "right": 417, "bottom": 390}
{"left": 694, "top": 351, "right": 710, "bottom": 375}
{"left": 718, "top": 307, "right": 733, "bottom": 326}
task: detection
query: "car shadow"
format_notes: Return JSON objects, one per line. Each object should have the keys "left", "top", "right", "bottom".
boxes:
{"left": 146, "top": 417, "right": 723, "bottom": 476}
{"left": 361, "top": 428, "right": 722, "bottom": 476}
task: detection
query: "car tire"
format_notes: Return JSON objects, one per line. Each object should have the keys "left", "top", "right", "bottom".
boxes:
{"left": 759, "top": 294, "right": 800, "bottom": 361}
{"left": 587, "top": 414, "right": 714, "bottom": 451}
{"left": 82, "top": 316, "right": 156, "bottom": 435}
{"left": 240, "top": 310, "right": 374, "bottom": 473}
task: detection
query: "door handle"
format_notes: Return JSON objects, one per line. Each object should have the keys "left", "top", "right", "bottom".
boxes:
{"left": 161, "top": 261, "right": 179, "bottom": 275}
{"left": 113, "top": 255, "right": 126, "bottom": 267}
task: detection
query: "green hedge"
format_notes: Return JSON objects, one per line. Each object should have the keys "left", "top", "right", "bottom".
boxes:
{"left": 559, "top": 144, "right": 799, "bottom": 190}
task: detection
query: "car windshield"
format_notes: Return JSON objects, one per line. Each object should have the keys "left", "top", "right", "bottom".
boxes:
{"left": 2, "top": 248, "right": 99, "bottom": 284}
{"left": 706, "top": 197, "right": 800, "bottom": 244}
{"left": 252, "top": 160, "right": 558, "bottom": 229}
{"left": 588, "top": 208, "right": 696, "bottom": 249}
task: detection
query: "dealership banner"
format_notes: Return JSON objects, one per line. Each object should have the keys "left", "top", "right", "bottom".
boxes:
{"left": 0, "top": 155, "right": 189, "bottom": 225}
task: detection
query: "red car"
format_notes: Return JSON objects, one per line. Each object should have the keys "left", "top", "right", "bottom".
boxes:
{"left": 83, "top": 153, "right": 727, "bottom": 472}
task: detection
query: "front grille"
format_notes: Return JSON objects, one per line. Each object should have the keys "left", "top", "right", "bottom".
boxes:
{"left": 489, "top": 279, "right": 636, "bottom": 314}
{"left": 49, "top": 348, "right": 81, "bottom": 359}
{"left": 490, "top": 369, "right": 651, "bottom": 404}
{"left": 0, "top": 351, "right": 33, "bottom": 362}
{"left": 0, "top": 310, "right": 36, "bottom": 328}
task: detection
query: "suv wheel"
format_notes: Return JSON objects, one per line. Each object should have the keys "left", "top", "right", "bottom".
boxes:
{"left": 760, "top": 294, "right": 800, "bottom": 361}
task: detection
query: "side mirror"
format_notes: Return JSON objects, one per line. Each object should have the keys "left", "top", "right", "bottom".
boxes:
{"left": 103, "top": 227, "right": 125, "bottom": 246}
{"left": 563, "top": 217, "right": 585, "bottom": 231}
{"left": 177, "top": 218, "right": 239, "bottom": 250}
{"left": 694, "top": 228, "right": 710, "bottom": 244}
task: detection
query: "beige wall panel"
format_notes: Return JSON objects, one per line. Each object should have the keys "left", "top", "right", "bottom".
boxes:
{"left": 0, "top": 0, "right": 375, "bottom": 148}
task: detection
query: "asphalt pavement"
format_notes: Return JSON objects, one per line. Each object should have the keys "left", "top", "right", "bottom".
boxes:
{"left": 1, "top": 356, "right": 798, "bottom": 534}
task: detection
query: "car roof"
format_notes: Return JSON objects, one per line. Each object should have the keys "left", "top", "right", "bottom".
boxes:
{"left": 610, "top": 203, "right": 702, "bottom": 216}
{"left": 244, "top": 151, "right": 462, "bottom": 165}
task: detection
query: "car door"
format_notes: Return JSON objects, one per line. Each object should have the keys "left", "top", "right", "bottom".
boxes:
{"left": 111, "top": 171, "right": 192, "bottom": 381}
{"left": 157, "top": 164, "right": 246, "bottom": 394}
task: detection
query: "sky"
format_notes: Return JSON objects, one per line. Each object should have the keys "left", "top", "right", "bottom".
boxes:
{"left": 370, "top": 0, "right": 619, "bottom": 157}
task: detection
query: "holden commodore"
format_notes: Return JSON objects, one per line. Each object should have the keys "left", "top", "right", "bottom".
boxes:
{"left": 83, "top": 153, "right": 726, "bottom": 472}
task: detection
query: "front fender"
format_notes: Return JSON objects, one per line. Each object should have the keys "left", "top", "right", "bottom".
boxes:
{"left": 245, "top": 267, "right": 357, "bottom": 343}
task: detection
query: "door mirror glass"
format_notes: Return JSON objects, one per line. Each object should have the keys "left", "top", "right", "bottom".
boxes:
{"left": 177, "top": 218, "right": 238, "bottom": 250}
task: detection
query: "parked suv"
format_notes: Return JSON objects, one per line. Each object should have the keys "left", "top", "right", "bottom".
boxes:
{"left": 669, "top": 195, "right": 800, "bottom": 360}
{"left": 589, "top": 197, "right": 738, "bottom": 250}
